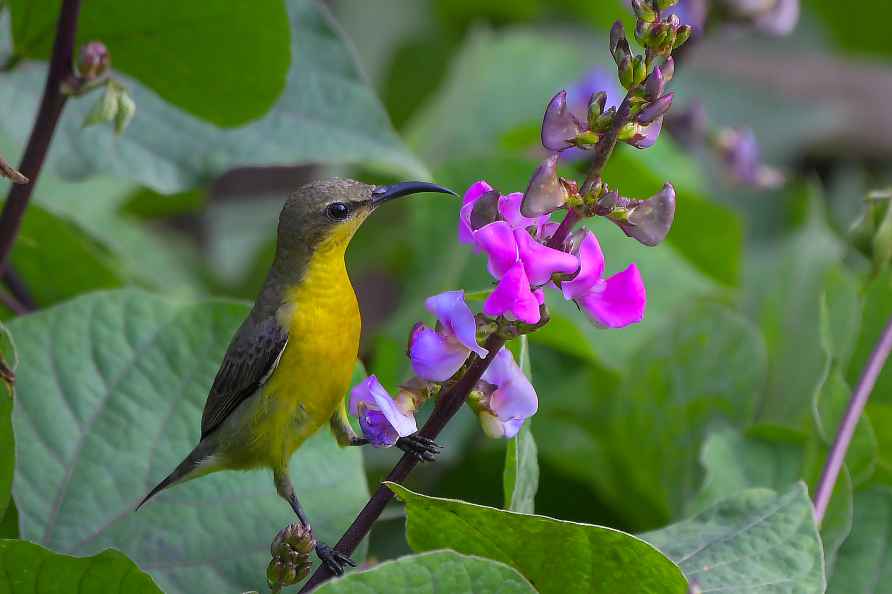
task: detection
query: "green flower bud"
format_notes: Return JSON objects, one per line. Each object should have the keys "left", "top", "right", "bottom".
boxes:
{"left": 630, "top": 0, "right": 657, "bottom": 22}
{"left": 633, "top": 56, "right": 647, "bottom": 86}
{"left": 618, "top": 56, "right": 635, "bottom": 89}
{"left": 114, "top": 88, "right": 136, "bottom": 135}
{"left": 587, "top": 91, "right": 608, "bottom": 128}
{"left": 674, "top": 25, "right": 693, "bottom": 48}
{"left": 82, "top": 82, "right": 120, "bottom": 128}
{"left": 657, "top": 0, "right": 679, "bottom": 8}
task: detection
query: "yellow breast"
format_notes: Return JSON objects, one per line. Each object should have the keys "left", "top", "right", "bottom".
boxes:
{"left": 253, "top": 225, "right": 361, "bottom": 469}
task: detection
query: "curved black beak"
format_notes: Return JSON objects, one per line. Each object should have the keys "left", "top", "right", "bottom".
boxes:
{"left": 371, "top": 181, "right": 457, "bottom": 207}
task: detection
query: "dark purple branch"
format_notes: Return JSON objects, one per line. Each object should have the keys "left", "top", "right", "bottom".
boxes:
{"left": 0, "top": 0, "right": 82, "bottom": 274}
{"left": 299, "top": 333, "right": 507, "bottom": 592}
{"left": 3, "top": 267, "right": 35, "bottom": 312}
{"left": 813, "top": 314, "right": 892, "bottom": 523}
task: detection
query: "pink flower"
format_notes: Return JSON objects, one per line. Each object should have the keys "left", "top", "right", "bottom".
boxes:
{"left": 458, "top": 180, "right": 495, "bottom": 245}
{"left": 472, "top": 348, "right": 538, "bottom": 438}
{"left": 409, "top": 291, "right": 488, "bottom": 382}
{"left": 561, "top": 230, "right": 646, "bottom": 328}
{"left": 350, "top": 376, "right": 417, "bottom": 447}
{"left": 483, "top": 261, "right": 542, "bottom": 324}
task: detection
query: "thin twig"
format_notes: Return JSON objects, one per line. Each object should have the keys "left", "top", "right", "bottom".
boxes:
{"left": 299, "top": 334, "right": 507, "bottom": 592}
{"left": 0, "top": 289, "right": 28, "bottom": 316}
{"left": 3, "top": 267, "right": 35, "bottom": 311}
{"left": 0, "top": 0, "right": 82, "bottom": 275}
{"left": 813, "top": 314, "right": 892, "bottom": 524}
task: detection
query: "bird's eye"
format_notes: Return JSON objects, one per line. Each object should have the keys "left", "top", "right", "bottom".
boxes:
{"left": 326, "top": 202, "right": 351, "bottom": 221}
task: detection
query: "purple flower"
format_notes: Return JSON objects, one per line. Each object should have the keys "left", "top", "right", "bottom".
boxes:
{"left": 409, "top": 291, "right": 489, "bottom": 382}
{"left": 561, "top": 230, "right": 647, "bottom": 328}
{"left": 716, "top": 128, "right": 783, "bottom": 188}
{"left": 472, "top": 348, "right": 538, "bottom": 438}
{"left": 514, "top": 228, "right": 579, "bottom": 285}
{"left": 722, "top": 0, "right": 799, "bottom": 35}
{"left": 565, "top": 66, "right": 622, "bottom": 122}
{"left": 625, "top": 116, "right": 664, "bottom": 149}
{"left": 483, "top": 261, "right": 542, "bottom": 324}
{"left": 458, "top": 180, "right": 495, "bottom": 245}
{"left": 350, "top": 375, "right": 417, "bottom": 447}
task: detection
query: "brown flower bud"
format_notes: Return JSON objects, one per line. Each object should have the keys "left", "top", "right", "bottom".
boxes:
{"left": 522, "top": 153, "right": 568, "bottom": 217}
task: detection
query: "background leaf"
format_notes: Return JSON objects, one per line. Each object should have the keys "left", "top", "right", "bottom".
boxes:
{"left": 0, "top": 0, "right": 427, "bottom": 194}
{"left": 642, "top": 484, "right": 826, "bottom": 594}
{"left": 9, "top": 0, "right": 290, "bottom": 127}
{"left": 315, "top": 550, "right": 537, "bottom": 594}
{"left": 0, "top": 323, "right": 15, "bottom": 519}
{"left": 389, "top": 483, "right": 688, "bottom": 594}
{"left": 503, "top": 336, "right": 538, "bottom": 514}
{"left": 0, "top": 539, "right": 161, "bottom": 594}
{"left": 828, "top": 487, "right": 892, "bottom": 594}
{"left": 7, "top": 290, "right": 369, "bottom": 594}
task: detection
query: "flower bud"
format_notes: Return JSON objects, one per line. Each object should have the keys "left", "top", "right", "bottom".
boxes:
{"left": 673, "top": 25, "right": 693, "bottom": 48}
{"left": 522, "top": 154, "right": 568, "bottom": 217}
{"left": 82, "top": 83, "right": 120, "bottom": 128}
{"left": 609, "top": 21, "right": 632, "bottom": 66}
{"left": 77, "top": 41, "right": 110, "bottom": 80}
{"left": 661, "top": 57, "right": 675, "bottom": 82}
{"left": 587, "top": 91, "right": 608, "bottom": 127}
{"left": 114, "top": 89, "right": 136, "bottom": 135}
{"left": 635, "top": 19, "right": 653, "bottom": 45}
{"left": 618, "top": 56, "right": 634, "bottom": 89}
{"left": 630, "top": 0, "right": 657, "bottom": 22}
{"left": 643, "top": 66, "right": 664, "bottom": 101}
{"left": 638, "top": 93, "right": 673, "bottom": 125}
{"left": 469, "top": 190, "right": 501, "bottom": 230}
{"left": 541, "top": 90, "right": 583, "bottom": 151}
{"left": 633, "top": 56, "right": 647, "bottom": 86}
{"left": 267, "top": 559, "right": 299, "bottom": 591}
{"left": 271, "top": 522, "right": 316, "bottom": 556}
{"left": 613, "top": 183, "right": 676, "bottom": 246}
{"left": 657, "top": 0, "right": 679, "bottom": 8}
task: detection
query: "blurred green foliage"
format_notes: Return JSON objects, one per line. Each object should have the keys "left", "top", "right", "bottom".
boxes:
{"left": 2, "top": 0, "right": 892, "bottom": 592}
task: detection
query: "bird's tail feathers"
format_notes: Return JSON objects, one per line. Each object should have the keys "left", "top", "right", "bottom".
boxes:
{"left": 136, "top": 446, "right": 209, "bottom": 510}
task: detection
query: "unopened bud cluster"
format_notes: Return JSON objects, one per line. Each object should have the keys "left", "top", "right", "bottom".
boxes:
{"left": 70, "top": 41, "right": 137, "bottom": 135}
{"left": 267, "top": 523, "right": 315, "bottom": 593}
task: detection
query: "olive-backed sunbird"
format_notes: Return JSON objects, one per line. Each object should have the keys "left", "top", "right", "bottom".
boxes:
{"left": 138, "top": 178, "right": 453, "bottom": 574}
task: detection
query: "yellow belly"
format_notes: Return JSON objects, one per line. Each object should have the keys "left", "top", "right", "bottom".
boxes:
{"left": 230, "top": 231, "right": 361, "bottom": 472}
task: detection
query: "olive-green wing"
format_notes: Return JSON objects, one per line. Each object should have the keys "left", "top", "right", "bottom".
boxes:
{"left": 200, "top": 316, "right": 288, "bottom": 439}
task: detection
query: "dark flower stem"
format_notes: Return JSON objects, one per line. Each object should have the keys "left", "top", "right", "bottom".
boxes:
{"left": 3, "top": 268, "right": 35, "bottom": 312}
{"left": 299, "top": 333, "right": 507, "bottom": 592}
{"left": 813, "top": 313, "right": 892, "bottom": 524}
{"left": 0, "top": 0, "right": 82, "bottom": 275}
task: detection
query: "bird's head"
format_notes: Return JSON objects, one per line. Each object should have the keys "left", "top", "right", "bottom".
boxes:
{"left": 277, "top": 178, "right": 455, "bottom": 255}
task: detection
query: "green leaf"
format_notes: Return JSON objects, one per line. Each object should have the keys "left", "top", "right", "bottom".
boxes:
{"left": 503, "top": 337, "right": 538, "bottom": 514}
{"left": 642, "top": 484, "right": 826, "bottom": 594}
{"left": 0, "top": 0, "right": 426, "bottom": 194}
{"left": 7, "top": 289, "right": 369, "bottom": 594}
{"left": 0, "top": 539, "right": 161, "bottom": 593}
{"left": 9, "top": 0, "right": 290, "bottom": 127}
{"left": 747, "top": 188, "right": 847, "bottom": 424}
{"left": 0, "top": 322, "right": 15, "bottom": 519}
{"left": 602, "top": 301, "right": 767, "bottom": 527}
{"left": 314, "top": 550, "right": 537, "bottom": 594}
{"left": 848, "top": 271, "right": 892, "bottom": 407}
{"left": 388, "top": 483, "right": 688, "bottom": 594}
{"left": 828, "top": 487, "right": 892, "bottom": 594}
{"left": 3, "top": 201, "right": 125, "bottom": 314}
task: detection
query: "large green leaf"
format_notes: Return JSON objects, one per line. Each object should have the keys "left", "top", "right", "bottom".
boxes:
{"left": 690, "top": 427, "right": 853, "bottom": 576}
{"left": 2, "top": 201, "right": 126, "bottom": 314}
{"left": 7, "top": 290, "right": 369, "bottom": 594}
{"left": 9, "top": 0, "right": 290, "bottom": 127}
{"left": 848, "top": 271, "right": 892, "bottom": 407}
{"left": 643, "top": 484, "right": 826, "bottom": 594}
{"left": 503, "top": 336, "right": 538, "bottom": 515}
{"left": 0, "top": 323, "right": 15, "bottom": 519}
{"left": 0, "top": 0, "right": 426, "bottom": 193}
{"left": 315, "top": 550, "right": 536, "bottom": 594}
{"left": 389, "top": 483, "right": 688, "bottom": 594}
{"left": 828, "top": 487, "right": 892, "bottom": 593}
{"left": 0, "top": 539, "right": 161, "bottom": 593}
{"left": 601, "top": 301, "right": 767, "bottom": 528}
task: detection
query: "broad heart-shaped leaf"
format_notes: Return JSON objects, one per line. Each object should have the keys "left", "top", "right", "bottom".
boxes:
{"left": 690, "top": 427, "right": 853, "bottom": 577}
{"left": 598, "top": 301, "right": 767, "bottom": 529}
{"left": 642, "top": 483, "right": 826, "bottom": 594}
{"left": 0, "top": 0, "right": 427, "bottom": 194}
{"left": 503, "top": 336, "right": 538, "bottom": 514}
{"left": 0, "top": 200, "right": 126, "bottom": 316}
{"left": 0, "top": 539, "right": 161, "bottom": 593}
{"left": 7, "top": 290, "right": 370, "bottom": 594}
{"left": 828, "top": 487, "right": 892, "bottom": 593}
{"left": 0, "top": 322, "right": 15, "bottom": 519}
{"left": 9, "top": 0, "right": 290, "bottom": 127}
{"left": 388, "top": 483, "right": 688, "bottom": 594}
{"left": 315, "top": 550, "right": 536, "bottom": 594}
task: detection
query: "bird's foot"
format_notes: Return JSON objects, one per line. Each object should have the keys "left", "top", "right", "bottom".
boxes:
{"left": 396, "top": 433, "right": 442, "bottom": 462}
{"left": 316, "top": 542, "right": 356, "bottom": 576}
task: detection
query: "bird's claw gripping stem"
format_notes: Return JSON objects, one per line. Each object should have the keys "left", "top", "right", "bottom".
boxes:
{"left": 316, "top": 542, "right": 356, "bottom": 576}
{"left": 396, "top": 433, "right": 442, "bottom": 462}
